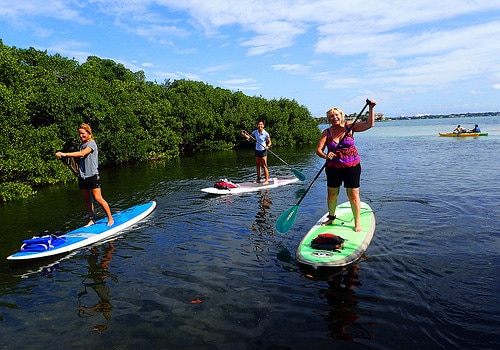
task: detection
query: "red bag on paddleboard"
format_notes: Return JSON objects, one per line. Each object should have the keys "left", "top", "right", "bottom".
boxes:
{"left": 214, "top": 179, "right": 238, "bottom": 190}
{"left": 311, "top": 233, "right": 344, "bottom": 251}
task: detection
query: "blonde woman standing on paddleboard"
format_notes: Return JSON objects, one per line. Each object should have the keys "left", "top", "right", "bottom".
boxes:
{"left": 316, "top": 99, "right": 377, "bottom": 232}
{"left": 56, "top": 123, "right": 114, "bottom": 227}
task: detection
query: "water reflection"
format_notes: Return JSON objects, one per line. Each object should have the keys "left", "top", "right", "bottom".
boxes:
{"left": 77, "top": 241, "right": 116, "bottom": 333}
{"left": 319, "top": 264, "right": 372, "bottom": 343}
{"left": 8, "top": 251, "right": 76, "bottom": 279}
{"left": 308, "top": 264, "right": 371, "bottom": 343}
{"left": 252, "top": 189, "right": 273, "bottom": 233}
{"left": 249, "top": 190, "right": 274, "bottom": 264}
{"left": 298, "top": 259, "right": 373, "bottom": 345}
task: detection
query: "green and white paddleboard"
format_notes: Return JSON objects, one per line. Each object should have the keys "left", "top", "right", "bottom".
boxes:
{"left": 296, "top": 201, "right": 375, "bottom": 268}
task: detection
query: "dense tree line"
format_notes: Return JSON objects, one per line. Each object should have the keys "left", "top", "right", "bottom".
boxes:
{"left": 0, "top": 40, "right": 320, "bottom": 201}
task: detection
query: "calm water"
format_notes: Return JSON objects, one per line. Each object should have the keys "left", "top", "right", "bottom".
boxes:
{"left": 1, "top": 116, "right": 499, "bottom": 349}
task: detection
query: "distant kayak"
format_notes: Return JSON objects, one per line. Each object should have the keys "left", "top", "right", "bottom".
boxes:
{"left": 439, "top": 132, "right": 488, "bottom": 137}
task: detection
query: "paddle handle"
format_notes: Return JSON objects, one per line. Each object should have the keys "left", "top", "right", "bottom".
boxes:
{"left": 275, "top": 100, "right": 372, "bottom": 234}
{"left": 242, "top": 130, "right": 285, "bottom": 163}
{"left": 59, "top": 156, "right": 80, "bottom": 177}
{"left": 242, "top": 130, "right": 306, "bottom": 182}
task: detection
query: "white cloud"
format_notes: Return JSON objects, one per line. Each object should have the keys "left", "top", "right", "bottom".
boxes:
{"left": 272, "top": 64, "right": 311, "bottom": 75}
{"left": 220, "top": 78, "right": 260, "bottom": 91}
{"left": 202, "top": 64, "right": 234, "bottom": 73}
{"left": 1, "top": 0, "right": 500, "bottom": 114}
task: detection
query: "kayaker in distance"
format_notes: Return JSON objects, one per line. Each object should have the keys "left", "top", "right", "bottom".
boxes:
{"left": 468, "top": 124, "right": 481, "bottom": 132}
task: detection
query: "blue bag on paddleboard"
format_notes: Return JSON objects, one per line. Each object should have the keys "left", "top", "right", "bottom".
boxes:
{"left": 21, "top": 235, "right": 66, "bottom": 252}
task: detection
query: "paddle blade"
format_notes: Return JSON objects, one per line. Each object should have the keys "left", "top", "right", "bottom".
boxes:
{"left": 275, "top": 205, "right": 299, "bottom": 234}
{"left": 292, "top": 168, "right": 306, "bottom": 181}
{"left": 60, "top": 156, "right": 79, "bottom": 177}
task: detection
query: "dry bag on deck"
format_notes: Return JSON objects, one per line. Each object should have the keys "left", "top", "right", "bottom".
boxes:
{"left": 214, "top": 179, "right": 239, "bottom": 190}
{"left": 311, "top": 233, "right": 345, "bottom": 251}
{"left": 20, "top": 234, "right": 66, "bottom": 252}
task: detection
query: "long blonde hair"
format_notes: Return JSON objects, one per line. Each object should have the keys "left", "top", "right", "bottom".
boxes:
{"left": 78, "top": 123, "right": 94, "bottom": 140}
{"left": 326, "top": 107, "right": 345, "bottom": 126}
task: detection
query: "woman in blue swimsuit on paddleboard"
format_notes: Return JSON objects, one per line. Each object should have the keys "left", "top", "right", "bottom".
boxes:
{"left": 316, "top": 99, "right": 376, "bottom": 232}
{"left": 56, "top": 123, "right": 114, "bottom": 227}
{"left": 242, "top": 120, "right": 272, "bottom": 185}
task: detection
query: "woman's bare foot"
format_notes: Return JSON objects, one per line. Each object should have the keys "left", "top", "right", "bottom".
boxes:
{"left": 107, "top": 219, "right": 114, "bottom": 227}
{"left": 262, "top": 181, "right": 269, "bottom": 185}
{"left": 354, "top": 225, "right": 362, "bottom": 232}
{"left": 84, "top": 219, "right": 95, "bottom": 227}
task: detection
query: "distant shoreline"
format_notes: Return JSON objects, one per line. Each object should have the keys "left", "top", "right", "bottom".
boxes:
{"left": 385, "top": 111, "right": 499, "bottom": 120}
{"left": 316, "top": 111, "right": 499, "bottom": 123}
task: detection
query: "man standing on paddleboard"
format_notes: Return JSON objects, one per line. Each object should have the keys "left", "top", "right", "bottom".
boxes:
{"left": 242, "top": 120, "right": 272, "bottom": 185}
{"left": 56, "top": 123, "right": 114, "bottom": 227}
{"left": 316, "top": 99, "right": 377, "bottom": 232}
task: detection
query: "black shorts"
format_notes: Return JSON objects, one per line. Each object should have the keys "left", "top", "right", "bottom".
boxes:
{"left": 325, "top": 164, "right": 361, "bottom": 188}
{"left": 78, "top": 174, "right": 102, "bottom": 190}
{"left": 255, "top": 150, "right": 268, "bottom": 157}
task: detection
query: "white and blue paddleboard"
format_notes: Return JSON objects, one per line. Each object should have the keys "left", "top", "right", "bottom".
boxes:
{"left": 7, "top": 201, "right": 156, "bottom": 261}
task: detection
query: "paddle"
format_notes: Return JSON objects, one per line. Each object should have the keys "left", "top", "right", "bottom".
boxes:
{"left": 60, "top": 156, "right": 79, "bottom": 177}
{"left": 242, "top": 130, "right": 306, "bottom": 181}
{"left": 275, "top": 100, "right": 371, "bottom": 234}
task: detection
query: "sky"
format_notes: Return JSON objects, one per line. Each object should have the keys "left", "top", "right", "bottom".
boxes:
{"left": 1, "top": 0, "right": 499, "bottom": 117}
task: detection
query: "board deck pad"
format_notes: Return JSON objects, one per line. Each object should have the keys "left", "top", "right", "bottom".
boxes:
{"left": 296, "top": 201, "right": 375, "bottom": 268}
{"left": 201, "top": 177, "right": 299, "bottom": 195}
{"left": 7, "top": 201, "right": 156, "bottom": 261}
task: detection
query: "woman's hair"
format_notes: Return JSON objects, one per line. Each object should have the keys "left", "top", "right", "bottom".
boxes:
{"left": 78, "top": 123, "right": 94, "bottom": 140}
{"left": 326, "top": 107, "right": 345, "bottom": 125}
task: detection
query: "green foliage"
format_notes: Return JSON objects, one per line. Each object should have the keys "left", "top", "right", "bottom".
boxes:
{"left": 0, "top": 182, "right": 36, "bottom": 202}
{"left": 0, "top": 40, "right": 320, "bottom": 201}
{"left": 163, "top": 80, "right": 320, "bottom": 151}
